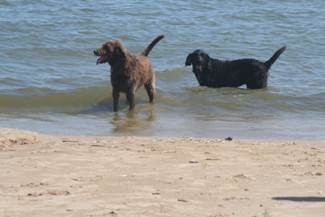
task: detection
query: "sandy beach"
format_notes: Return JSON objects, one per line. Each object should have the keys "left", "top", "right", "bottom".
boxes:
{"left": 0, "top": 128, "right": 324, "bottom": 217}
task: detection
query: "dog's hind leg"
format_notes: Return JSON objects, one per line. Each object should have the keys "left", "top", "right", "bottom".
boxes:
{"left": 246, "top": 71, "right": 268, "bottom": 89}
{"left": 126, "top": 90, "right": 136, "bottom": 110}
{"left": 247, "top": 82, "right": 267, "bottom": 89}
{"left": 144, "top": 82, "right": 155, "bottom": 103}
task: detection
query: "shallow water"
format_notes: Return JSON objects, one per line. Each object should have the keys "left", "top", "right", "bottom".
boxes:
{"left": 1, "top": 0, "right": 324, "bottom": 139}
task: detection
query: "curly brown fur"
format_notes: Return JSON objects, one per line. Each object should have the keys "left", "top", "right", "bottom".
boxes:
{"left": 94, "top": 35, "right": 164, "bottom": 111}
{"left": 185, "top": 46, "right": 286, "bottom": 89}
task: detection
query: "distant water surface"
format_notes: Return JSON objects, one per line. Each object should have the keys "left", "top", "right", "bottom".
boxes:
{"left": 1, "top": 0, "right": 324, "bottom": 140}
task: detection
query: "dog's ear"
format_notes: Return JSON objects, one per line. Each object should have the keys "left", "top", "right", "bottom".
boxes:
{"left": 185, "top": 53, "right": 192, "bottom": 66}
{"left": 114, "top": 47, "right": 125, "bottom": 59}
{"left": 112, "top": 41, "right": 126, "bottom": 60}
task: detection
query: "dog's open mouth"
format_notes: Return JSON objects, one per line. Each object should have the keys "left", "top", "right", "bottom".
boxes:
{"left": 96, "top": 56, "right": 109, "bottom": 65}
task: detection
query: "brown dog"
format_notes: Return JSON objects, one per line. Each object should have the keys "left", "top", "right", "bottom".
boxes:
{"left": 94, "top": 35, "right": 164, "bottom": 111}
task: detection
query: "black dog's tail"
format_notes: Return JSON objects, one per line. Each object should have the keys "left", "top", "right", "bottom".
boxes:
{"left": 264, "top": 46, "right": 286, "bottom": 70}
{"left": 141, "top": 35, "right": 164, "bottom": 57}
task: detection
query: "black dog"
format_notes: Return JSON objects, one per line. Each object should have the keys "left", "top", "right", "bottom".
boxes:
{"left": 185, "top": 46, "right": 286, "bottom": 89}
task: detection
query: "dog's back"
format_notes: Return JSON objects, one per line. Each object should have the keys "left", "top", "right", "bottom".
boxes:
{"left": 210, "top": 58, "right": 267, "bottom": 88}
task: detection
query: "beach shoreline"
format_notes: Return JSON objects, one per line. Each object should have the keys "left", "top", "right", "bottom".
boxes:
{"left": 1, "top": 128, "right": 324, "bottom": 216}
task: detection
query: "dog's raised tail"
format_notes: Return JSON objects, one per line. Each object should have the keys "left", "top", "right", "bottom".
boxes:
{"left": 264, "top": 46, "right": 286, "bottom": 70}
{"left": 141, "top": 35, "right": 164, "bottom": 56}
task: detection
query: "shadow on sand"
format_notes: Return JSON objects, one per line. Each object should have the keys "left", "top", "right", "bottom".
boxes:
{"left": 272, "top": 197, "right": 325, "bottom": 202}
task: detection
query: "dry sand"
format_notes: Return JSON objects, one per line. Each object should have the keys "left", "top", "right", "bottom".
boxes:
{"left": 0, "top": 128, "right": 324, "bottom": 217}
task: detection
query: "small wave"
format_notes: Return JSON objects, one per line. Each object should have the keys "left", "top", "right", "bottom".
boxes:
{"left": 1, "top": 68, "right": 324, "bottom": 116}
{"left": 0, "top": 86, "right": 112, "bottom": 113}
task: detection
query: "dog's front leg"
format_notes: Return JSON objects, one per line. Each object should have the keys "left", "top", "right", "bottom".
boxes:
{"left": 112, "top": 88, "right": 120, "bottom": 112}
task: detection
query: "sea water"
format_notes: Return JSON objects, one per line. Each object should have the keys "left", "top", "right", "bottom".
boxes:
{"left": 1, "top": 0, "right": 324, "bottom": 139}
